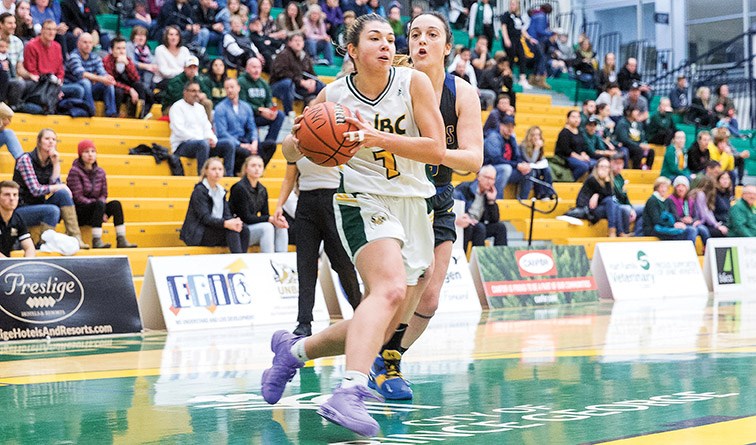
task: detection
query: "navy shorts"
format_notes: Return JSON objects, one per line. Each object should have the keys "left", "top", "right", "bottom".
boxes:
{"left": 429, "top": 183, "right": 457, "bottom": 247}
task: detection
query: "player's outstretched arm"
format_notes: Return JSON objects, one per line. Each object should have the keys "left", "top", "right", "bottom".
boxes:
{"left": 440, "top": 78, "right": 484, "bottom": 173}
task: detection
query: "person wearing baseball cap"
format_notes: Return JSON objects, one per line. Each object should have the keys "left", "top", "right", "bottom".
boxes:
{"left": 162, "top": 55, "right": 213, "bottom": 119}
{"left": 583, "top": 116, "right": 618, "bottom": 159}
{"left": 623, "top": 80, "right": 649, "bottom": 122}
{"left": 66, "top": 140, "right": 137, "bottom": 248}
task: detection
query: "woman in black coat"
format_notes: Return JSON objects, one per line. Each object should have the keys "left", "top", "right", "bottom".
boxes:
{"left": 180, "top": 157, "right": 250, "bottom": 253}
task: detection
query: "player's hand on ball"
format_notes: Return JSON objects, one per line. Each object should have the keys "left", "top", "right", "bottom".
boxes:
{"left": 344, "top": 109, "right": 380, "bottom": 155}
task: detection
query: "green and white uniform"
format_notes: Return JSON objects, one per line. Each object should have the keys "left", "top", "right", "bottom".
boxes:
{"left": 327, "top": 66, "right": 435, "bottom": 285}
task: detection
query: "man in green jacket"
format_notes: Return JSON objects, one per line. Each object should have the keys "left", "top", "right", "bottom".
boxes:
{"left": 161, "top": 56, "right": 212, "bottom": 118}
{"left": 237, "top": 57, "right": 285, "bottom": 143}
{"left": 647, "top": 98, "right": 677, "bottom": 146}
{"left": 727, "top": 185, "right": 756, "bottom": 237}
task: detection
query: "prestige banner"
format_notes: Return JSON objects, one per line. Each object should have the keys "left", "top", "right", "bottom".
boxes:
{"left": 0, "top": 257, "right": 142, "bottom": 342}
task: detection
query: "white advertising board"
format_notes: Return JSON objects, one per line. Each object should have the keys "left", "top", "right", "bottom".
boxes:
{"left": 703, "top": 238, "right": 756, "bottom": 294}
{"left": 591, "top": 241, "right": 707, "bottom": 300}
{"left": 139, "top": 253, "right": 328, "bottom": 331}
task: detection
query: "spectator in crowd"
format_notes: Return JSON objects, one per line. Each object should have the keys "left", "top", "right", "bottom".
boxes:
{"left": 713, "top": 84, "right": 735, "bottom": 120}
{"left": 162, "top": 55, "right": 212, "bottom": 117}
{"left": 499, "top": 0, "right": 531, "bottom": 89}
{"left": 642, "top": 176, "right": 698, "bottom": 242}
{"left": 121, "top": 0, "right": 154, "bottom": 31}
{"left": 66, "top": 140, "right": 137, "bottom": 248}
{"left": 519, "top": 125, "right": 554, "bottom": 200}
{"left": 103, "top": 36, "right": 155, "bottom": 118}
{"left": 576, "top": 157, "right": 630, "bottom": 237}
{"left": 482, "top": 94, "right": 514, "bottom": 135}
{"left": 582, "top": 116, "right": 618, "bottom": 160}
{"left": 14, "top": 128, "right": 89, "bottom": 249}
{"left": 667, "top": 175, "right": 710, "bottom": 246}
{"left": 689, "top": 176, "right": 728, "bottom": 238}
{"left": 65, "top": 32, "right": 117, "bottom": 117}
{"left": 449, "top": 0, "right": 470, "bottom": 30}
{"left": 269, "top": 33, "right": 324, "bottom": 117}
{"left": 610, "top": 152, "right": 642, "bottom": 235}
{"left": 669, "top": 75, "right": 689, "bottom": 114}
{"left": 157, "top": 0, "right": 205, "bottom": 52}
{"left": 727, "top": 185, "right": 756, "bottom": 237}
{"left": 322, "top": 0, "right": 343, "bottom": 41}
{"left": 238, "top": 57, "right": 284, "bottom": 144}
{"left": 169, "top": 80, "right": 235, "bottom": 176}
{"left": 694, "top": 161, "right": 723, "bottom": 190}
{"left": 615, "top": 106, "right": 654, "bottom": 169}
{"left": 647, "top": 97, "right": 677, "bottom": 146}
{"left": 454, "top": 165, "right": 508, "bottom": 250}
{"left": 247, "top": 14, "right": 284, "bottom": 72}
{"left": 0, "top": 102, "right": 21, "bottom": 159}
{"left": 573, "top": 35, "right": 598, "bottom": 87}
{"left": 215, "top": 78, "right": 276, "bottom": 172}
{"left": 623, "top": 82, "right": 649, "bottom": 122}
{"left": 258, "top": 0, "right": 286, "bottom": 41}
{"left": 335, "top": 9, "right": 355, "bottom": 48}
{"left": 229, "top": 155, "right": 288, "bottom": 252}
{"left": 469, "top": 35, "right": 489, "bottom": 79}
{"left": 302, "top": 4, "right": 332, "bottom": 65}
{"left": 524, "top": 2, "right": 551, "bottom": 89}
{"left": 179, "top": 157, "right": 250, "bottom": 252}
{"left": 714, "top": 172, "right": 733, "bottom": 226}
{"left": 152, "top": 25, "right": 192, "bottom": 87}
{"left": 365, "top": 0, "right": 386, "bottom": 17}
{"left": 595, "top": 102, "right": 616, "bottom": 140}
{"left": 555, "top": 109, "right": 593, "bottom": 180}
{"left": 483, "top": 115, "right": 522, "bottom": 198}
{"left": 686, "top": 130, "right": 712, "bottom": 175}
{"left": 224, "top": 15, "right": 264, "bottom": 69}
{"left": 191, "top": 0, "right": 224, "bottom": 52}
{"left": 0, "top": 0, "right": 13, "bottom": 14}
{"left": 217, "top": 0, "right": 248, "bottom": 32}
{"left": 595, "top": 82, "right": 624, "bottom": 123}
{"left": 708, "top": 132, "right": 741, "bottom": 187}
{"left": 276, "top": 1, "right": 303, "bottom": 38}
{"left": 661, "top": 131, "right": 691, "bottom": 180}
{"left": 448, "top": 46, "right": 475, "bottom": 83}
{"left": 0, "top": 180, "right": 34, "bottom": 257}
{"left": 544, "top": 29, "right": 571, "bottom": 77}
{"left": 687, "top": 86, "right": 716, "bottom": 127}
{"left": 30, "top": 0, "right": 64, "bottom": 32}
{"left": 387, "top": 5, "right": 406, "bottom": 53}
{"left": 478, "top": 55, "right": 515, "bottom": 110}
{"left": 579, "top": 99, "right": 595, "bottom": 130}
{"left": 22, "top": 19, "right": 84, "bottom": 110}
{"left": 0, "top": 12, "right": 34, "bottom": 109}
{"left": 617, "top": 57, "right": 650, "bottom": 96}
{"left": 127, "top": 26, "right": 158, "bottom": 89}
{"left": 468, "top": 0, "right": 495, "bottom": 55}
{"left": 15, "top": 0, "right": 36, "bottom": 42}
{"left": 596, "top": 52, "right": 617, "bottom": 93}
{"left": 60, "top": 0, "right": 107, "bottom": 51}
{"left": 201, "top": 57, "right": 227, "bottom": 105}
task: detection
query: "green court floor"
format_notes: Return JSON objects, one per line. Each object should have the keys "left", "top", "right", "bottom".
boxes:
{"left": 0, "top": 297, "right": 754, "bottom": 444}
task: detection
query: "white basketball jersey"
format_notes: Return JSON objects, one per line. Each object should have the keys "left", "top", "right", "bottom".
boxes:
{"left": 325, "top": 67, "right": 435, "bottom": 198}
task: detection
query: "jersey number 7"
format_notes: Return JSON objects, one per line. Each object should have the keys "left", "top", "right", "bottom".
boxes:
{"left": 373, "top": 150, "right": 400, "bottom": 179}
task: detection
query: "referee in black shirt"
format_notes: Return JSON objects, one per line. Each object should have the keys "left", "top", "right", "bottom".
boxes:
{"left": 0, "top": 181, "right": 35, "bottom": 258}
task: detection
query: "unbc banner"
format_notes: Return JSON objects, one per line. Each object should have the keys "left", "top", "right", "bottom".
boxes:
{"left": 139, "top": 253, "right": 329, "bottom": 331}
{"left": 469, "top": 246, "right": 598, "bottom": 308}
{"left": 0, "top": 257, "right": 142, "bottom": 341}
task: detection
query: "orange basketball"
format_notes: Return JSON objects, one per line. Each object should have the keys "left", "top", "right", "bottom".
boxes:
{"left": 296, "top": 102, "right": 360, "bottom": 167}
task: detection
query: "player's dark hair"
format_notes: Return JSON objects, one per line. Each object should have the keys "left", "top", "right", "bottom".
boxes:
{"left": 344, "top": 13, "right": 388, "bottom": 50}
{"left": 407, "top": 11, "right": 453, "bottom": 65}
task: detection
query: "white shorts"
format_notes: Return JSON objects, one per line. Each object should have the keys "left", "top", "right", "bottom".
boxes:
{"left": 333, "top": 192, "right": 434, "bottom": 285}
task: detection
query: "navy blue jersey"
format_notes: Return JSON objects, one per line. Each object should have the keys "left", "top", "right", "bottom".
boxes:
{"left": 428, "top": 73, "right": 459, "bottom": 186}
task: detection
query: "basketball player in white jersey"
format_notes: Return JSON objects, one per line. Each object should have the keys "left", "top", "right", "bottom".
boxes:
{"left": 260, "top": 14, "right": 446, "bottom": 437}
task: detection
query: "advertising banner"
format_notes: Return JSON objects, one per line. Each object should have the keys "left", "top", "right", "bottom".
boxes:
{"left": 139, "top": 253, "right": 329, "bottom": 331}
{"left": 469, "top": 246, "right": 598, "bottom": 308}
{"left": 0, "top": 257, "right": 141, "bottom": 341}
{"left": 591, "top": 241, "right": 707, "bottom": 300}
{"left": 703, "top": 238, "right": 756, "bottom": 293}
{"left": 326, "top": 248, "right": 480, "bottom": 319}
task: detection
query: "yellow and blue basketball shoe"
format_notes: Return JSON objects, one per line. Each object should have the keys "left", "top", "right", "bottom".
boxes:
{"left": 368, "top": 350, "right": 413, "bottom": 400}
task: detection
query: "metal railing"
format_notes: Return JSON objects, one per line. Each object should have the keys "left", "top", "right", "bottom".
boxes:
{"left": 597, "top": 32, "right": 620, "bottom": 65}
{"left": 583, "top": 21, "right": 601, "bottom": 46}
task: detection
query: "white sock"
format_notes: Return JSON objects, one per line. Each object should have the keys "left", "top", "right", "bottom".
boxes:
{"left": 341, "top": 370, "right": 369, "bottom": 389}
{"left": 92, "top": 227, "right": 103, "bottom": 238}
{"left": 115, "top": 224, "right": 126, "bottom": 237}
{"left": 290, "top": 339, "right": 309, "bottom": 363}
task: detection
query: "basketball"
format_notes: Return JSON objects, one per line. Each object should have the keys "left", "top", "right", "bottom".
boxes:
{"left": 296, "top": 102, "right": 360, "bottom": 167}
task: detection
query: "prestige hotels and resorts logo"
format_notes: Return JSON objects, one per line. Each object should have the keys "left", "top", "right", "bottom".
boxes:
{"left": 715, "top": 247, "right": 740, "bottom": 285}
{"left": 0, "top": 262, "right": 84, "bottom": 323}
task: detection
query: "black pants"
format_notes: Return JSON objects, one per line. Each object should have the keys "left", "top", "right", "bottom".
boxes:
{"left": 503, "top": 34, "right": 527, "bottom": 75}
{"left": 76, "top": 200, "right": 125, "bottom": 228}
{"left": 114, "top": 82, "right": 155, "bottom": 118}
{"left": 199, "top": 225, "right": 250, "bottom": 254}
{"left": 231, "top": 141, "right": 278, "bottom": 174}
{"left": 628, "top": 144, "right": 656, "bottom": 169}
{"left": 463, "top": 221, "right": 508, "bottom": 251}
{"left": 648, "top": 128, "right": 675, "bottom": 146}
{"left": 296, "top": 189, "right": 361, "bottom": 323}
